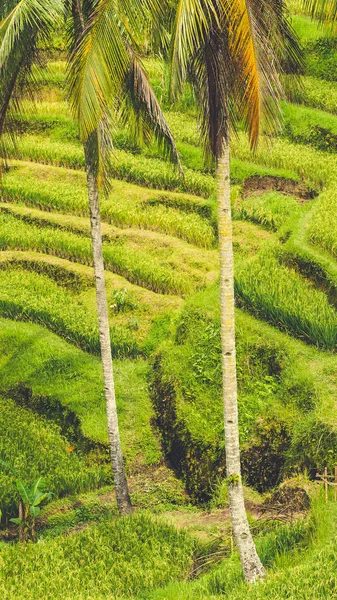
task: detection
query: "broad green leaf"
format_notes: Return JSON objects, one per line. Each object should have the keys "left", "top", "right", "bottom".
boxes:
{"left": 10, "top": 517, "right": 24, "bottom": 526}
{"left": 16, "top": 480, "right": 31, "bottom": 505}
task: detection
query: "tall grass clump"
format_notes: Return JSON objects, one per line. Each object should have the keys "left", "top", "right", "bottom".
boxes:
{"left": 231, "top": 133, "right": 335, "bottom": 188}
{"left": 235, "top": 250, "right": 337, "bottom": 348}
{"left": 0, "top": 514, "right": 195, "bottom": 599}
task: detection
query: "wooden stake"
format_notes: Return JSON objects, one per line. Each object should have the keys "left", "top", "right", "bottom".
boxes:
{"left": 334, "top": 466, "right": 337, "bottom": 502}
{"left": 325, "top": 467, "right": 328, "bottom": 502}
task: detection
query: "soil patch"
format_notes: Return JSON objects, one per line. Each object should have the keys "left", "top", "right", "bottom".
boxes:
{"left": 242, "top": 176, "right": 318, "bottom": 204}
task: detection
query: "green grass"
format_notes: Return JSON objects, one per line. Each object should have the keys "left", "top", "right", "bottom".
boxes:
{"left": 4, "top": 134, "right": 215, "bottom": 197}
{"left": 287, "top": 75, "right": 337, "bottom": 114}
{"left": 290, "top": 14, "right": 328, "bottom": 44}
{"left": 278, "top": 207, "right": 337, "bottom": 309}
{"left": 31, "top": 60, "right": 66, "bottom": 87}
{"left": 235, "top": 248, "right": 337, "bottom": 348}
{"left": 304, "top": 36, "right": 337, "bottom": 82}
{"left": 2, "top": 162, "right": 216, "bottom": 247}
{"left": 0, "top": 397, "right": 102, "bottom": 520}
{"left": 232, "top": 132, "right": 335, "bottom": 188}
{"left": 306, "top": 189, "right": 337, "bottom": 259}
{"left": 0, "top": 268, "right": 138, "bottom": 357}
{"left": 234, "top": 191, "right": 301, "bottom": 231}
{"left": 150, "top": 283, "right": 337, "bottom": 500}
{"left": 0, "top": 513, "right": 196, "bottom": 600}
{"left": 281, "top": 101, "right": 337, "bottom": 151}
{"left": 145, "top": 500, "right": 337, "bottom": 600}
{"left": 0, "top": 318, "right": 162, "bottom": 465}
{"left": 0, "top": 210, "right": 195, "bottom": 296}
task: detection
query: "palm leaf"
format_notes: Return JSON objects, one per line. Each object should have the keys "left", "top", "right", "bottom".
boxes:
{"left": 170, "top": 0, "right": 220, "bottom": 98}
{"left": 0, "top": 0, "right": 63, "bottom": 174}
{"left": 304, "top": 0, "right": 337, "bottom": 20}
{"left": 0, "top": 0, "right": 63, "bottom": 71}
{"left": 121, "top": 49, "right": 182, "bottom": 171}
{"left": 68, "top": 0, "right": 129, "bottom": 140}
{"left": 29, "top": 506, "right": 41, "bottom": 518}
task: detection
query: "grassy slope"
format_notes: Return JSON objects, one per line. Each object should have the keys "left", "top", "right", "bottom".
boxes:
{"left": 0, "top": 318, "right": 161, "bottom": 461}
{"left": 1, "top": 9, "right": 337, "bottom": 599}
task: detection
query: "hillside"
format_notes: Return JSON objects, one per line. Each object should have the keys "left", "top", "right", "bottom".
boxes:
{"left": 1, "top": 5, "right": 337, "bottom": 599}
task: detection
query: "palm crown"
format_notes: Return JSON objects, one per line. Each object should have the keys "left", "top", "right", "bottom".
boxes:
{"left": 170, "top": 0, "right": 302, "bottom": 157}
{"left": 0, "top": 0, "right": 180, "bottom": 177}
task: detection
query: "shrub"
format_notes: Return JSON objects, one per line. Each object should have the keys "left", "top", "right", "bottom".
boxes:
{"left": 287, "top": 417, "right": 337, "bottom": 478}
{"left": 150, "top": 286, "right": 319, "bottom": 501}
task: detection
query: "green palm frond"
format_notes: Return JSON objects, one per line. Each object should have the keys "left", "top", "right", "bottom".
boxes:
{"left": 69, "top": 0, "right": 181, "bottom": 173}
{"left": 68, "top": 0, "right": 129, "bottom": 141}
{"left": 0, "top": 0, "right": 63, "bottom": 174}
{"left": 170, "top": 0, "right": 302, "bottom": 156}
{"left": 170, "top": 0, "right": 221, "bottom": 98}
{"left": 121, "top": 48, "right": 182, "bottom": 171}
{"left": 304, "top": 0, "right": 337, "bottom": 20}
{"left": 0, "top": 0, "right": 63, "bottom": 71}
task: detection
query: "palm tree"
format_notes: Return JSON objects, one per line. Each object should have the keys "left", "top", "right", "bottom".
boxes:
{"left": 169, "top": 0, "right": 302, "bottom": 582}
{"left": 0, "top": 0, "right": 180, "bottom": 516}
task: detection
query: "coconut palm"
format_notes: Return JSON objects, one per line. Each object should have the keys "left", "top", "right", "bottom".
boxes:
{"left": 168, "top": 0, "right": 302, "bottom": 582}
{"left": 0, "top": 0, "right": 180, "bottom": 516}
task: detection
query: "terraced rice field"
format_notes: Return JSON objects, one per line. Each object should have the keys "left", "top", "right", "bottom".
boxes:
{"left": 2, "top": 10, "right": 337, "bottom": 521}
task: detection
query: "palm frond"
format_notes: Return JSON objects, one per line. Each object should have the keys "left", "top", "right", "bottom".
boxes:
{"left": 0, "top": 1, "right": 61, "bottom": 175}
{"left": 303, "top": 0, "right": 337, "bottom": 20}
{"left": 170, "top": 0, "right": 301, "bottom": 156}
{"left": 121, "top": 49, "right": 182, "bottom": 171}
{"left": 170, "top": 0, "right": 221, "bottom": 98}
{"left": 191, "top": 27, "right": 234, "bottom": 160}
{"left": 68, "top": 0, "right": 129, "bottom": 141}
{"left": 0, "top": 0, "right": 62, "bottom": 71}
{"left": 227, "top": 0, "right": 263, "bottom": 147}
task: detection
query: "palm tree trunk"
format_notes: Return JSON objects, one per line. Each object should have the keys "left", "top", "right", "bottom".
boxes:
{"left": 216, "top": 136, "right": 265, "bottom": 583}
{"left": 71, "top": 0, "right": 132, "bottom": 516}
{"left": 84, "top": 139, "right": 132, "bottom": 516}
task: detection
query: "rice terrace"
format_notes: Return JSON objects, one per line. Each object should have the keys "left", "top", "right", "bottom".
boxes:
{"left": 1, "top": 0, "right": 337, "bottom": 598}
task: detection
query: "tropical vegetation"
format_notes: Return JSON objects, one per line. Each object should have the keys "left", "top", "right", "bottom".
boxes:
{"left": 0, "top": 0, "right": 337, "bottom": 597}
